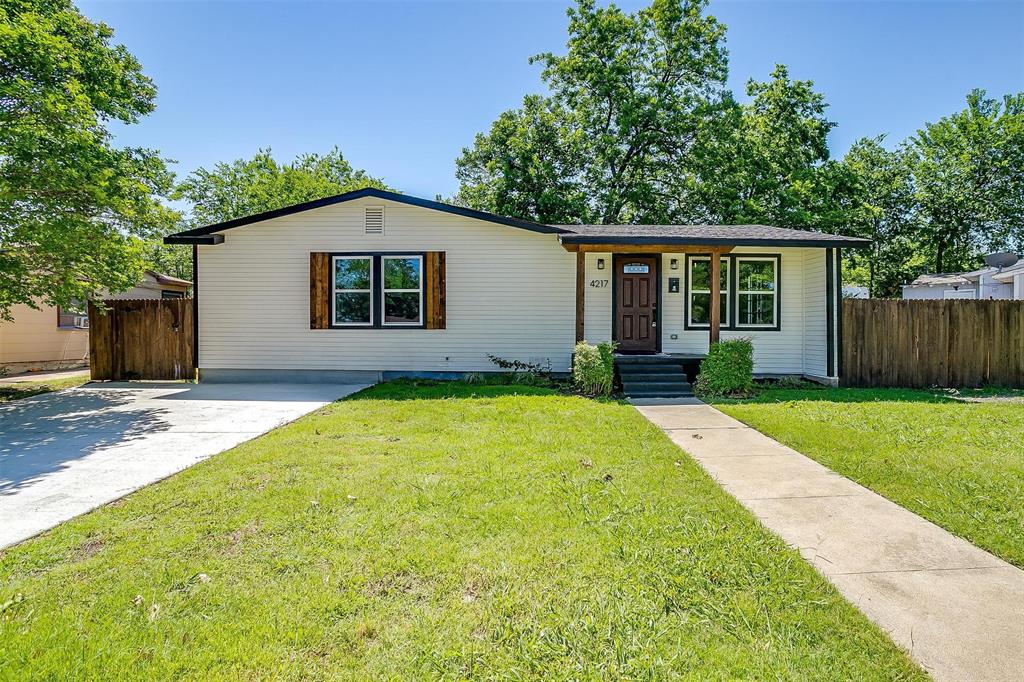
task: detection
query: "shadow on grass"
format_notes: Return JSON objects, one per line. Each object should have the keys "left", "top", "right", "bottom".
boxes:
{"left": 714, "top": 385, "right": 1024, "bottom": 405}
{"left": 343, "top": 378, "right": 630, "bottom": 404}
{"left": 344, "top": 378, "right": 563, "bottom": 402}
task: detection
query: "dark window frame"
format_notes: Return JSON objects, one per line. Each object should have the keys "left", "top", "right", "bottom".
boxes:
{"left": 328, "top": 251, "right": 427, "bottom": 330}
{"left": 683, "top": 253, "right": 782, "bottom": 332}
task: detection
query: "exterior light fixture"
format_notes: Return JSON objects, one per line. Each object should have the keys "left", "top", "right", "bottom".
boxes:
{"left": 670, "top": 258, "right": 679, "bottom": 270}
{"left": 597, "top": 258, "right": 605, "bottom": 270}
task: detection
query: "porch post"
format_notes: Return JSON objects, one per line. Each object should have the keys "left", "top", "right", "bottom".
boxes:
{"left": 709, "top": 250, "right": 721, "bottom": 345}
{"left": 575, "top": 251, "right": 585, "bottom": 343}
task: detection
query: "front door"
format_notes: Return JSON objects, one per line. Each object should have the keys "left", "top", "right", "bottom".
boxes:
{"left": 615, "top": 256, "right": 658, "bottom": 352}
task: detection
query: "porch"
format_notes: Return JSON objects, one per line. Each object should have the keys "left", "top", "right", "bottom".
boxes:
{"left": 557, "top": 225, "right": 866, "bottom": 385}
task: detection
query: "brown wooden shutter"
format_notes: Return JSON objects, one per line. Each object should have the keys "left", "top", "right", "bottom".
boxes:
{"left": 310, "top": 252, "right": 330, "bottom": 329}
{"left": 425, "top": 251, "right": 446, "bottom": 330}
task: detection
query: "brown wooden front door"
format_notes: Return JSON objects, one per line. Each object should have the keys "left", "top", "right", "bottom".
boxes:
{"left": 615, "top": 256, "right": 658, "bottom": 352}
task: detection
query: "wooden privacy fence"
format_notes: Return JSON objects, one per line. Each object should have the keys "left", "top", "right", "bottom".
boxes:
{"left": 842, "top": 299, "right": 1024, "bottom": 388}
{"left": 89, "top": 299, "right": 195, "bottom": 381}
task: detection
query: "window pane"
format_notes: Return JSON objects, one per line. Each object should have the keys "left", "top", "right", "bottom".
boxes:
{"left": 690, "top": 292, "right": 728, "bottom": 325}
{"left": 335, "top": 292, "right": 371, "bottom": 324}
{"left": 738, "top": 293, "right": 775, "bottom": 326}
{"left": 384, "top": 257, "right": 420, "bottom": 289}
{"left": 384, "top": 292, "right": 420, "bottom": 324}
{"left": 690, "top": 292, "right": 709, "bottom": 323}
{"left": 738, "top": 260, "right": 775, "bottom": 291}
{"left": 690, "top": 258, "right": 728, "bottom": 291}
{"left": 335, "top": 258, "right": 371, "bottom": 290}
{"left": 690, "top": 260, "right": 709, "bottom": 290}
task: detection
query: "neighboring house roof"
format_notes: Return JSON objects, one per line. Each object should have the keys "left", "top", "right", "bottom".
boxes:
{"left": 556, "top": 224, "right": 869, "bottom": 248}
{"left": 145, "top": 270, "right": 192, "bottom": 287}
{"left": 907, "top": 273, "right": 974, "bottom": 287}
{"left": 163, "top": 187, "right": 870, "bottom": 249}
{"left": 992, "top": 260, "right": 1024, "bottom": 283}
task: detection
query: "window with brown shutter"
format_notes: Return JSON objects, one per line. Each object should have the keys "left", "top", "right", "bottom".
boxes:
{"left": 310, "top": 251, "right": 445, "bottom": 330}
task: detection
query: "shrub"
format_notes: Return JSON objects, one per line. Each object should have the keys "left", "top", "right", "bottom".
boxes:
{"left": 573, "top": 341, "right": 616, "bottom": 396}
{"left": 485, "top": 354, "right": 553, "bottom": 386}
{"left": 694, "top": 338, "right": 754, "bottom": 398}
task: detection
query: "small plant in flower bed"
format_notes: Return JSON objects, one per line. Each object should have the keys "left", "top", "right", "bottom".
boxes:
{"left": 486, "top": 354, "right": 553, "bottom": 386}
{"left": 572, "top": 341, "right": 616, "bottom": 397}
{"left": 694, "top": 338, "right": 754, "bottom": 398}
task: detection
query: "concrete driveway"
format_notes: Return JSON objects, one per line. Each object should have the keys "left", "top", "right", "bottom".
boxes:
{"left": 0, "top": 381, "right": 367, "bottom": 548}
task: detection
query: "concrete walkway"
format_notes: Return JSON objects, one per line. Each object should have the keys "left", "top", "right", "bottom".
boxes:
{"left": 0, "top": 382, "right": 367, "bottom": 548}
{"left": 634, "top": 400, "right": 1024, "bottom": 682}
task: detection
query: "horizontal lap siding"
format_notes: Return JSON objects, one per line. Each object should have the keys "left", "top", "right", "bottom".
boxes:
{"left": 802, "top": 249, "right": 827, "bottom": 377}
{"left": 198, "top": 199, "right": 576, "bottom": 372}
{"left": 661, "top": 247, "right": 815, "bottom": 374}
{"left": 583, "top": 252, "right": 612, "bottom": 343}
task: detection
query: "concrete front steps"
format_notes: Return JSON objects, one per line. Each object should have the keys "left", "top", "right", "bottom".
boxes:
{"left": 615, "top": 355, "right": 693, "bottom": 398}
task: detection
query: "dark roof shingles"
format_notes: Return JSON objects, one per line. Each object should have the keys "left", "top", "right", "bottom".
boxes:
{"left": 556, "top": 224, "right": 868, "bottom": 246}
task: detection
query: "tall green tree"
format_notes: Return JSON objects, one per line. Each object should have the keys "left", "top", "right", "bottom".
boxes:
{"left": 455, "top": 0, "right": 729, "bottom": 224}
{"left": 150, "top": 147, "right": 388, "bottom": 282}
{"left": 0, "top": 0, "right": 176, "bottom": 319}
{"left": 910, "top": 89, "right": 1024, "bottom": 273}
{"left": 691, "top": 64, "right": 854, "bottom": 231}
{"left": 840, "top": 136, "right": 923, "bottom": 296}
{"left": 175, "top": 147, "right": 388, "bottom": 226}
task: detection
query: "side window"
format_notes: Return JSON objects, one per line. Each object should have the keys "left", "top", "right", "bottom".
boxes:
{"left": 333, "top": 256, "right": 373, "bottom": 326}
{"left": 382, "top": 256, "right": 422, "bottom": 325}
{"left": 735, "top": 257, "right": 778, "bottom": 328}
{"left": 57, "top": 298, "right": 89, "bottom": 329}
{"left": 687, "top": 256, "right": 729, "bottom": 327}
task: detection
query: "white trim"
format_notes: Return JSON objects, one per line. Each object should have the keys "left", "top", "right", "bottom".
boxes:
{"left": 381, "top": 254, "right": 424, "bottom": 326}
{"left": 735, "top": 256, "right": 778, "bottom": 329}
{"left": 331, "top": 255, "right": 374, "bottom": 326}
{"left": 687, "top": 255, "right": 729, "bottom": 328}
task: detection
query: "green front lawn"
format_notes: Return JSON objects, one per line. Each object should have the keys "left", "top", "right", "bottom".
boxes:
{"left": 0, "top": 373, "right": 90, "bottom": 403}
{"left": 715, "top": 385, "right": 1024, "bottom": 568}
{"left": 0, "top": 381, "right": 922, "bottom": 679}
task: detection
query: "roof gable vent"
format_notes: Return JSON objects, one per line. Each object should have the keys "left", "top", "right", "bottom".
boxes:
{"left": 364, "top": 206, "right": 385, "bottom": 235}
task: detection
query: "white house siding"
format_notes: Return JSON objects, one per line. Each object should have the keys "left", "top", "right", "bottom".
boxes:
{"left": 801, "top": 248, "right": 828, "bottom": 379}
{"left": 661, "top": 247, "right": 821, "bottom": 376}
{"left": 197, "top": 198, "right": 577, "bottom": 375}
{"left": 582, "top": 252, "right": 613, "bottom": 343}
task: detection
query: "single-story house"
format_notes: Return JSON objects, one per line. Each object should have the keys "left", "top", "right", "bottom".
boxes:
{"left": 165, "top": 188, "right": 867, "bottom": 392}
{"left": 0, "top": 270, "right": 191, "bottom": 375}
{"left": 902, "top": 257, "right": 1024, "bottom": 301}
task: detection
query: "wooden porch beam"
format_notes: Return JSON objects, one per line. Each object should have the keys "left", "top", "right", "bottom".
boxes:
{"left": 709, "top": 253, "right": 721, "bottom": 344}
{"left": 575, "top": 251, "right": 585, "bottom": 343}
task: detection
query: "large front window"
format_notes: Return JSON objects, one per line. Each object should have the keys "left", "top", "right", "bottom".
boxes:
{"left": 688, "top": 256, "right": 729, "bottom": 327}
{"left": 331, "top": 254, "right": 424, "bottom": 328}
{"left": 735, "top": 257, "right": 778, "bottom": 328}
{"left": 333, "top": 256, "right": 373, "bottom": 326}
{"left": 382, "top": 256, "right": 422, "bottom": 325}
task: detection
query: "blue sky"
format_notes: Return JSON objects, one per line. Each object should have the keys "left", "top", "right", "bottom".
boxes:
{"left": 81, "top": 0, "right": 1023, "bottom": 200}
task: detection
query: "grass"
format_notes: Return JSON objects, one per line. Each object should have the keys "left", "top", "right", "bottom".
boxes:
{"left": 714, "top": 384, "right": 1024, "bottom": 568}
{"left": 0, "top": 374, "right": 90, "bottom": 403}
{"left": 0, "top": 380, "right": 923, "bottom": 680}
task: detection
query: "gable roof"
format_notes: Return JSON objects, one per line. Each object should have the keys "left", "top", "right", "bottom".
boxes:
{"left": 557, "top": 224, "right": 869, "bottom": 249}
{"left": 164, "top": 188, "right": 565, "bottom": 244}
{"left": 163, "top": 187, "right": 869, "bottom": 249}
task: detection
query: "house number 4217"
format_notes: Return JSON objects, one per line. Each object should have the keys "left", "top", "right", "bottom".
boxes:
{"left": 589, "top": 279, "right": 609, "bottom": 288}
